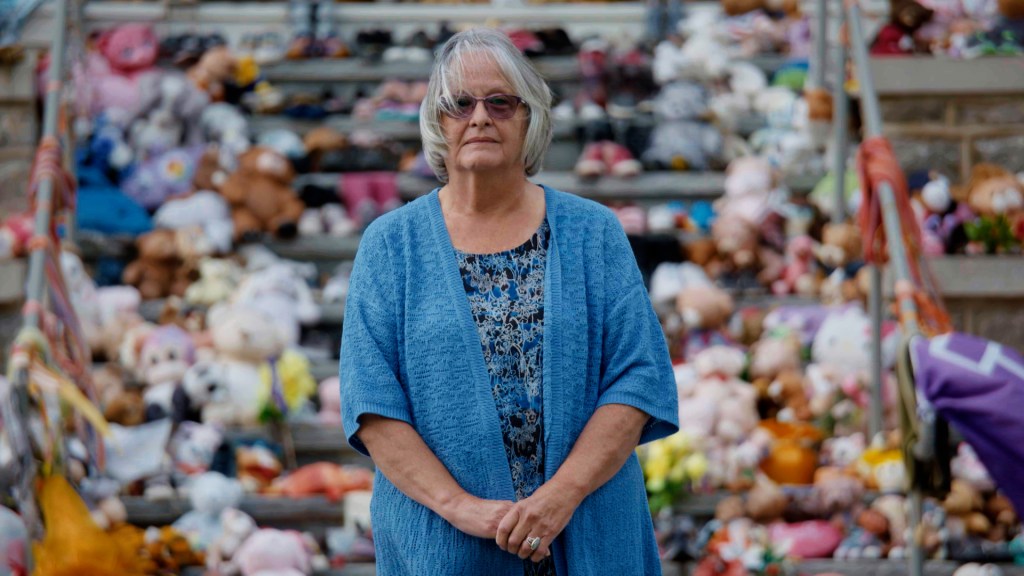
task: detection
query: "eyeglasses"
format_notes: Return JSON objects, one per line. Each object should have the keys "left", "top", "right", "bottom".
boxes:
{"left": 441, "top": 94, "right": 526, "bottom": 120}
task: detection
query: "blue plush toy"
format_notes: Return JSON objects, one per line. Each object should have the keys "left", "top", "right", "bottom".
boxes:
{"left": 121, "top": 145, "right": 204, "bottom": 210}
{"left": 77, "top": 164, "right": 153, "bottom": 236}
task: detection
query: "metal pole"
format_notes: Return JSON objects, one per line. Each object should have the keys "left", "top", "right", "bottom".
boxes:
{"left": 831, "top": 0, "right": 849, "bottom": 224}
{"left": 23, "top": 0, "right": 69, "bottom": 332}
{"left": 848, "top": 5, "right": 927, "bottom": 576}
{"left": 813, "top": 0, "right": 829, "bottom": 88}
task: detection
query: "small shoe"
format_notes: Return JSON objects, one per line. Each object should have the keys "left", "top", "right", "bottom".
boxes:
{"left": 603, "top": 141, "right": 642, "bottom": 178}
{"left": 575, "top": 141, "right": 607, "bottom": 178}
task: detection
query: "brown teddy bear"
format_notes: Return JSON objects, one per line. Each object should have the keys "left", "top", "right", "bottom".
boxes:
{"left": 219, "top": 146, "right": 306, "bottom": 241}
{"left": 815, "top": 222, "right": 869, "bottom": 305}
{"left": 187, "top": 46, "right": 237, "bottom": 102}
{"left": 962, "top": 163, "right": 1024, "bottom": 253}
{"left": 122, "top": 229, "right": 191, "bottom": 300}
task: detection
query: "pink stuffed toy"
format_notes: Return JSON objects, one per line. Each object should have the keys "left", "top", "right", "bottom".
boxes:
{"left": 80, "top": 24, "right": 159, "bottom": 117}
{"left": 771, "top": 235, "right": 818, "bottom": 296}
{"left": 317, "top": 377, "right": 341, "bottom": 426}
{"left": 234, "top": 529, "right": 314, "bottom": 576}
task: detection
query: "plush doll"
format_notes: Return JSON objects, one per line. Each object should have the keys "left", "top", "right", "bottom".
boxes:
{"left": 0, "top": 506, "right": 31, "bottom": 575}
{"left": 173, "top": 472, "right": 248, "bottom": 552}
{"left": 317, "top": 377, "right": 342, "bottom": 426}
{"left": 205, "top": 508, "right": 257, "bottom": 575}
{"left": 198, "top": 104, "right": 251, "bottom": 179}
{"left": 187, "top": 46, "right": 238, "bottom": 102}
{"left": 872, "top": 0, "right": 936, "bottom": 54}
{"left": 674, "top": 284, "right": 737, "bottom": 360}
{"left": 121, "top": 145, "right": 205, "bottom": 211}
{"left": 258, "top": 349, "right": 317, "bottom": 421}
{"left": 642, "top": 83, "right": 725, "bottom": 172}
{"left": 233, "top": 529, "right": 315, "bottom": 576}
{"left": 716, "top": 156, "right": 781, "bottom": 225}
{"left": 80, "top": 24, "right": 160, "bottom": 116}
{"left": 748, "top": 331, "right": 801, "bottom": 382}
{"left": 814, "top": 222, "right": 867, "bottom": 305}
{"left": 153, "top": 190, "right": 235, "bottom": 255}
{"left": 963, "top": 163, "right": 1024, "bottom": 253}
{"left": 950, "top": 442, "right": 996, "bottom": 492}
{"left": 138, "top": 324, "right": 197, "bottom": 422}
{"left": 235, "top": 442, "right": 285, "bottom": 493}
{"left": 203, "top": 303, "right": 282, "bottom": 427}
{"left": 122, "top": 229, "right": 189, "bottom": 300}
{"left": 0, "top": 212, "right": 33, "bottom": 261}
{"left": 232, "top": 262, "right": 320, "bottom": 347}
{"left": 942, "top": 479, "right": 992, "bottom": 541}
{"left": 264, "top": 462, "right": 373, "bottom": 502}
{"left": 185, "top": 258, "right": 244, "bottom": 308}
{"left": 168, "top": 421, "right": 225, "bottom": 480}
{"left": 711, "top": 211, "right": 785, "bottom": 288}
{"left": 219, "top": 146, "right": 306, "bottom": 241}
{"left": 771, "top": 235, "right": 819, "bottom": 296}
{"left": 32, "top": 475, "right": 144, "bottom": 576}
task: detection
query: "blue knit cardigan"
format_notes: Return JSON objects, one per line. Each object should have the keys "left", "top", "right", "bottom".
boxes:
{"left": 340, "top": 185, "right": 679, "bottom": 575}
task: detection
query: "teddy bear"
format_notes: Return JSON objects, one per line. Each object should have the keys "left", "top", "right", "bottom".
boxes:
{"left": 963, "top": 163, "right": 1024, "bottom": 254}
{"left": 641, "top": 82, "right": 725, "bottom": 172}
{"left": 201, "top": 303, "right": 283, "bottom": 427}
{"left": 122, "top": 229, "right": 190, "bottom": 300}
{"left": 219, "top": 146, "right": 306, "bottom": 242}
{"left": 92, "top": 363, "right": 147, "bottom": 426}
{"left": 154, "top": 191, "right": 235, "bottom": 256}
{"left": 872, "top": 0, "right": 936, "bottom": 54}
{"left": 814, "top": 222, "right": 868, "bottom": 305}
{"left": 187, "top": 46, "right": 238, "bottom": 102}
{"left": 129, "top": 73, "right": 210, "bottom": 162}
{"left": 715, "top": 156, "right": 783, "bottom": 226}
{"left": 771, "top": 235, "right": 819, "bottom": 296}
{"left": 231, "top": 262, "right": 320, "bottom": 347}
{"left": 138, "top": 324, "right": 197, "bottom": 422}
{"left": 674, "top": 284, "right": 737, "bottom": 361}
{"left": 711, "top": 211, "right": 785, "bottom": 289}
{"left": 185, "top": 258, "right": 244, "bottom": 308}
{"left": 173, "top": 472, "right": 249, "bottom": 552}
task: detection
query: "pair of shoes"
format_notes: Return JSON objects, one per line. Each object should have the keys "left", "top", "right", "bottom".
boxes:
{"left": 575, "top": 141, "right": 642, "bottom": 178}
{"left": 160, "top": 33, "right": 228, "bottom": 68}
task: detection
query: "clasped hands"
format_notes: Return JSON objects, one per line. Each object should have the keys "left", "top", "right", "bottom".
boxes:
{"left": 444, "top": 480, "right": 583, "bottom": 563}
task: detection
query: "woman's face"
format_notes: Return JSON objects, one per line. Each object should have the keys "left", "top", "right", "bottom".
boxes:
{"left": 440, "top": 54, "right": 529, "bottom": 178}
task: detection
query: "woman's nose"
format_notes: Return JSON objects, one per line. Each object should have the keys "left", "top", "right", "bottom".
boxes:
{"left": 469, "top": 100, "right": 492, "bottom": 125}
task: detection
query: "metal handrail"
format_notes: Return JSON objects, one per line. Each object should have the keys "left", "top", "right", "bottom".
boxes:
{"left": 4, "top": 0, "right": 72, "bottom": 539}
{"left": 845, "top": 5, "right": 931, "bottom": 576}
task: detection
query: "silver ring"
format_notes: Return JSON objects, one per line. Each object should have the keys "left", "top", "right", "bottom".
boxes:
{"left": 527, "top": 536, "right": 541, "bottom": 551}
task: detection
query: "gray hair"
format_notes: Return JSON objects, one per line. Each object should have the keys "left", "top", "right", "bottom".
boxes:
{"left": 419, "top": 28, "right": 553, "bottom": 184}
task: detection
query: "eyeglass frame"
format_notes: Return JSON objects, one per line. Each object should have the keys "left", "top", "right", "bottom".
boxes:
{"left": 440, "top": 93, "right": 527, "bottom": 120}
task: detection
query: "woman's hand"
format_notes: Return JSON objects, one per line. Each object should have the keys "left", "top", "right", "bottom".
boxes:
{"left": 495, "top": 480, "right": 583, "bottom": 563}
{"left": 442, "top": 492, "right": 515, "bottom": 540}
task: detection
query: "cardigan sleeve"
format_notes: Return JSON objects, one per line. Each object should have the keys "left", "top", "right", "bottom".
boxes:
{"left": 596, "top": 216, "right": 680, "bottom": 445}
{"left": 339, "top": 225, "right": 412, "bottom": 456}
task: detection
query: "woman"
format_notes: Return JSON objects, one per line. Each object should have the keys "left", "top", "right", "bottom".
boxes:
{"left": 340, "top": 28, "right": 678, "bottom": 575}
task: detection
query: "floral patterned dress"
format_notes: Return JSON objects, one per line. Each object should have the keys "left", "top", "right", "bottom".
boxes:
{"left": 456, "top": 219, "right": 556, "bottom": 576}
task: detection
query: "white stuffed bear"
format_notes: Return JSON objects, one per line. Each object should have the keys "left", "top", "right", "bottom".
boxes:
{"left": 185, "top": 258, "right": 244, "bottom": 307}
{"left": 232, "top": 263, "right": 320, "bottom": 347}
{"left": 173, "top": 471, "right": 249, "bottom": 552}
{"left": 153, "top": 191, "right": 235, "bottom": 254}
{"left": 204, "top": 303, "right": 283, "bottom": 426}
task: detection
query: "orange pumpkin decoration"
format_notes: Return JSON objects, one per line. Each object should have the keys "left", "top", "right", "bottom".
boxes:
{"left": 758, "top": 420, "right": 823, "bottom": 485}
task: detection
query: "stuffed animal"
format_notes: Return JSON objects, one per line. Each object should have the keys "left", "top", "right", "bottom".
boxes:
{"left": 232, "top": 262, "right": 320, "bottom": 347}
{"left": 80, "top": 24, "right": 160, "bottom": 116}
{"left": 235, "top": 442, "right": 285, "bottom": 492}
{"left": 173, "top": 472, "right": 248, "bottom": 552}
{"left": 814, "top": 222, "right": 867, "bottom": 304}
{"left": 748, "top": 331, "right": 802, "bottom": 382}
{"left": 168, "top": 420, "right": 225, "bottom": 480}
{"left": 717, "top": 156, "right": 781, "bottom": 225}
{"left": 122, "top": 229, "right": 190, "bottom": 300}
{"left": 153, "top": 191, "right": 235, "bottom": 255}
{"left": 0, "top": 505, "right": 31, "bottom": 575}
{"left": 963, "top": 163, "right": 1024, "bottom": 253}
{"left": 264, "top": 462, "right": 373, "bottom": 502}
{"left": 711, "top": 211, "right": 785, "bottom": 288}
{"left": 121, "top": 145, "right": 205, "bottom": 211}
{"left": 138, "top": 526, "right": 206, "bottom": 573}
{"left": 132, "top": 72, "right": 209, "bottom": 155}
{"left": 233, "top": 529, "right": 314, "bottom": 576}
{"left": 872, "top": 0, "right": 936, "bottom": 54}
{"left": 138, "top": 324, "right": 196, "bottom": 421}
{"left": 187, "top": 46, "right": 238, "bottom": 102}
{"left": 185, "top": 258, "right": 244, "bottom": 307}
{"left": 771, "top": 235, "right": 819, "bottom": 296}
{"left": 203, "top": 303, "right": 282, "bottom": 426}
{"left": 205, "top": 508, "right": 257, "bottom": 575}
{"left": 674, "top": 284, "right": 736, "bottom": 360}
{"left": 317, "top": 377, "right": 342, "bottom": 425}
{"left": 0, "top": 212, "right": 33, "bottom": 261}
{"left": 219, "top": 146, "right": 306, "bottom": 241}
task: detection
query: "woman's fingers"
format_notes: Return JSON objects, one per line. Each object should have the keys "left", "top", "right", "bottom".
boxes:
{"left": 529, "top": 544, "right": 552, "bottom": 564}
{"left": 505, "top": 511, "right": 533, "bottom": 556}
{"left": 495, "top": 506, "right": 519, "bottom": 552}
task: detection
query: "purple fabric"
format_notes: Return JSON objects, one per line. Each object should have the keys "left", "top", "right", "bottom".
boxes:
{"left": 912, "top": 332, "right": 1024, "bottom": 515}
